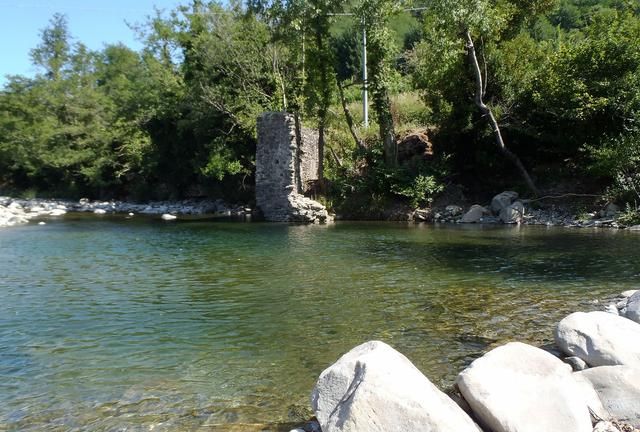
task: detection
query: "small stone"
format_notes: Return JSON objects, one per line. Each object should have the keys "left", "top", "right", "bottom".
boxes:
{"left": 161, "top": 214, "right": 177, "bottom": 221}
{"left": 605, "top": 304, "right": 620, "bottom": 315}
{"left": 564, "top": 356, "right": 589, "bottom": 371}
{"left": 49, "top": 209, "right": 67, "bottom": 216}
{"left": 445, "top": 205, "right": 463, "bottom": 217}
{"left": 592, "top": 421, "right": 622, "bottom": 432}
{"left": 94, "top": 209, "right": 107, "bottom": 215}
{"left": 38, "top": 221, "right": 46, "bottom": 225}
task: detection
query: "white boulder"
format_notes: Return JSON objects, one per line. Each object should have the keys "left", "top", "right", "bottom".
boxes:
{"left": 456, "top": 342, "right": 594, "bottom": 432}
{"left": 311, "top": 341, "right": 480, "bottom": 432}
{"left": 555, "top": 311, "right": 640, "bottom": 367}
{"left": 161, "top": 214, "right": 177, "bottom": 221}
{"left": 576, "top": 366, "right": 640, "bottom": 427}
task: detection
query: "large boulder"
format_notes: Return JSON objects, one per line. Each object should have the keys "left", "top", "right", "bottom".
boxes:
{"left": 460, "top": 205, "right": 490, "bottom": 223}
{"left": 491, "top": 191, "right": 519, "bottom": 214}
{"left": 311, "top": 341, "right": 481, "bottom": 432}
{"left": 555, "top": 311, "right": 640, "bottom": 367}
{"left": 456, "top": 342, "right": 594, "bottom": 432}
{"left": 499, "top": 201, "right": 525, "bottom": 224}
{"left": 576, "top": 366, "right": 640, "bottom": 427}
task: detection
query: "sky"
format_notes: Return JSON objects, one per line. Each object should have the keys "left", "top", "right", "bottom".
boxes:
{"left": 0, "top": 0, "right": 184, "bottom": 86}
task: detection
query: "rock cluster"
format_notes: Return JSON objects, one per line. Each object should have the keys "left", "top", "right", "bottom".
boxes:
{"left": 431, "top": 191, "right": 638, "bottom": 229}
{"left": 0, "top": 196, "right": 249, "bottom": 227}
{"left": 298, "top": 290, "right": 640, "bottom": 432}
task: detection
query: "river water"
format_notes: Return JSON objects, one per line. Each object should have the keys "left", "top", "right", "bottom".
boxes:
{"left": 1, "top": 216, "right": 638, "bottom": 431}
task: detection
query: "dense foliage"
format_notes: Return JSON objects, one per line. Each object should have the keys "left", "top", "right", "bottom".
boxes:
{"left": 0, "top": 0, "right": 638, "bottom": 215}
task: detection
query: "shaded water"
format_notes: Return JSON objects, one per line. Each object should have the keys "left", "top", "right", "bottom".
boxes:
{"left": 0, "top": 218, "right": 638, "bottom": 431}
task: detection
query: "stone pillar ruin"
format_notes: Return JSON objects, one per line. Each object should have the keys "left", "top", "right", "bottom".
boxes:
{"left": 256, "top": 112, "right": 330, "bottom": 223}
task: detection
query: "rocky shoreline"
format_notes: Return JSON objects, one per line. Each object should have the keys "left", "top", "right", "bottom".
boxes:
{"left": 419, "top": 190, "right": 640, "bottom": 230}
{"left": 2, "top": 191, "right": 640, "bottom": 230}
{"left": 291, "top": 290, "right": 640, "bottom": 432}
{"left": 0, "top": 196, "right": 253, "bottom": 228}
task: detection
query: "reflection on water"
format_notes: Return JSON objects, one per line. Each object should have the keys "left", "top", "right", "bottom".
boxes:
{"left": 0, "top": 218, "right": 638, "bottom": 430}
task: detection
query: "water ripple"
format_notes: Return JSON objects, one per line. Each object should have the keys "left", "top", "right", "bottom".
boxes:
{"left": 0, "top": 220, "right": 638, "bottom": 429}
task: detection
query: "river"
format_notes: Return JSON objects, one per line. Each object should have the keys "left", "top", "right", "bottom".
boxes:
{"left": 1, "top": 216, "right": 638, "bottom": 430}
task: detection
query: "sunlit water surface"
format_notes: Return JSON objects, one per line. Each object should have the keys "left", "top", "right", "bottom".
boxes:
{"left": 1, "top": 217, "right": 638, "bottom": 431}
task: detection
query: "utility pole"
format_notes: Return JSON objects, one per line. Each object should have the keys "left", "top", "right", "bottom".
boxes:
{"left": 362, "top": 19, "right": 368, "bottom": 128}
{"left": 329, "top": 7, "right": 426, "bottom": 128}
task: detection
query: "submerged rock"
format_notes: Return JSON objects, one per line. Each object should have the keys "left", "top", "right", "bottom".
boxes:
{"left": 555, "top": 311, "right": 640, "bottom": 367}
{"left": 311, "top": 340, "right": 480, "bottom": 432}
{"left": 456, "top": 342, "right": 594, "bottom": 432}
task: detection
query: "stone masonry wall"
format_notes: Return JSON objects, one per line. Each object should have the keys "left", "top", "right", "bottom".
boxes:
{"left": 256, "top": 112, "right": 329, "bottom": 223}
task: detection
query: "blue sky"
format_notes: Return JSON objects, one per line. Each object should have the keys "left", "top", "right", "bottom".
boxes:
{"left": 0, "top": 0, "right": 184, "bottom": 85}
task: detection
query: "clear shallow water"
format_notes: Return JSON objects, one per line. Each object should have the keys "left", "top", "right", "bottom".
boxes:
{"left": 0, "top": 217, "right": 638, "bottom": 431}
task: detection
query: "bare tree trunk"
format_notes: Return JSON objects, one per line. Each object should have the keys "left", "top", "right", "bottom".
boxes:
{"left": 465, "top": 31, "right": 539, "bottom": 196}
{"left": 336, "top": 79, "right": 366, "bottom": 151}
{"left": 376, "top": 90, "right": 397, "bottom": 167}
{"left": 329, "top": 145, "right": 343, "bottom": 168}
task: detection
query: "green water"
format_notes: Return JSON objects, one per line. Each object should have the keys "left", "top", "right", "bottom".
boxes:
{"left": 1, "top": 218, "right": 638, "bottom": 431}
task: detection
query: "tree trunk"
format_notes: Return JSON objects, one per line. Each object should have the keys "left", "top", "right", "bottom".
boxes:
{"left": 465, "top": 31, "right": 539, "bottom": 196}
{"left": 336, "top": 79, "right": 366, "bottom": 151}
{"left": 375, "top": 90, "right": 397, "bottom": 167}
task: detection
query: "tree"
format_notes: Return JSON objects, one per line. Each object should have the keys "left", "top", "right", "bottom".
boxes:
{"left": 413, "top": 0, "right": 550, "bottom": 195}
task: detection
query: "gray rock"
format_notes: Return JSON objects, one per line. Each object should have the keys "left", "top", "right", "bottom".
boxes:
{"left": 604, "top": 203, "right": 620, "bottom": 217}
{"left": 457, "top": 342, "right": 594, "bottom": 432}
{"left": 625, "top": 291, "right": 640, "bottom": 324}
{"left": 414, "top": 208, "right": 432, "bottom": 222}
{"left": 564, "top": 356, "right": 589, "bottom": 372}
{"left": 576, "top": 366, "right": 640, "bottom": 427}
{"left": 445, "top": 205, "right": 463, "bottom": 217}
{"left": 460, "top": 205, "right": 490, "bottom": 223}
{"left": 592, "top": 421, "right": 622, "bottom": 432}
{"left": 499, "top": 201, "right": 525, "bottom": 224}
{"left": 311, "top": 340, "right": 481, "bottom": 432}
{"left": 605, "top": 304, "right": 620, "bottom": 316}
{"left": 491, "top": 191, "right": 519, "bottom": 214}
{"left": 629, "top": 225, "right": 640, "bottom": 231}
{"left": 555, "top": 311, "right": 640, "bottom": 367}
{"left": 621, "top": 290, "right": 639, "bottom": 299}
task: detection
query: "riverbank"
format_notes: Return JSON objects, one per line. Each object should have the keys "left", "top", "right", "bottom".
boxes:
{"left": 292, "top": 289, "right": 640, "bottom": 432}
{"left": 0, "top": 196, "right": 253, "bottom": 227}
{"left": 4, "top": 192, "right": 639, "bottom": 230}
